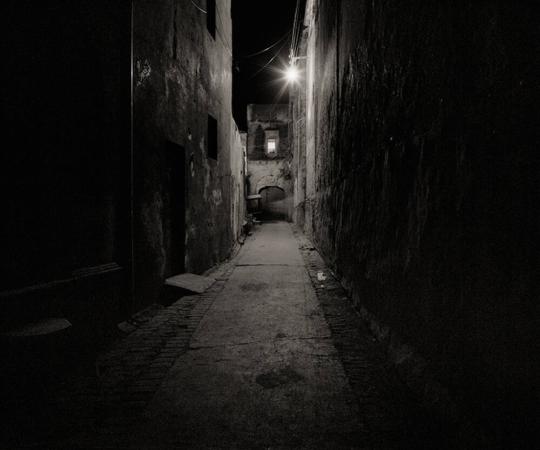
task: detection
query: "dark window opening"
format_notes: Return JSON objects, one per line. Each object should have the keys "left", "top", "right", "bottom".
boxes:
{"left": 208, "top": 114, "right": 218, "bottom": 160}
{"left": 207, "top": 0, "right": 216, "bottom": 39}
{"left": 164, "top": 141, "right": 186, "bottom": 276}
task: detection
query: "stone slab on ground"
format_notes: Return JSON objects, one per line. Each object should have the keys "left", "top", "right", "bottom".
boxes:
{"left": 165, "top": 273, "right": 216, "bottom": 294}
{"left": 1, "top": 318, "right": 72, "bottom": 337}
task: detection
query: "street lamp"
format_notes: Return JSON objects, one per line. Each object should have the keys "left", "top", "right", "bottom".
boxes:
{"left": 285, "top": 65, "right": 299, "bottom": 83}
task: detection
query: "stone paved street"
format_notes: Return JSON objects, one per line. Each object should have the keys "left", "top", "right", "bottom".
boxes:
{"left": 4, "top": 222, "right": 458, "bottom": 449}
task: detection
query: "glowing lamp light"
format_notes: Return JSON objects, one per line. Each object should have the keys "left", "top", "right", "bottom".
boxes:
{"left": 285, "top": 65, "right": 299, "bottom": 83}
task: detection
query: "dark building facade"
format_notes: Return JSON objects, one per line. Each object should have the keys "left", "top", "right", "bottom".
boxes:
{"left": 133, "top": 0, "right": 244, "bottom": 310}
{"left": 2, "top": 0, "right": 244, "bottom": 346}
{"left": 3, "top": 1, "right": 132, "bottom": 346}
{"left": 246, "top": 104, "right": 292, "bottom": 220}
{"left": 290, "top": 0, "right": 538, "bottom": 445}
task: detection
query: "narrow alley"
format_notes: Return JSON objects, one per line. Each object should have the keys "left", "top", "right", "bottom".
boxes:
{"left": 5, "top": 223, "right": 457, "bottom": 449}
{"left": 2, "top": 1, "right": 537, "bottom": 448}
{"left": 120, "top": 222, "right": 365, "bottom": 448}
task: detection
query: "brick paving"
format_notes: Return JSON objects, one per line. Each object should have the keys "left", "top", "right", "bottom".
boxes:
{"left": 4, "top": 261, "right": 236, "bottom": 449}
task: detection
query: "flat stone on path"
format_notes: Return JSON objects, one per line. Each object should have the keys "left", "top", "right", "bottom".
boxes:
{"left": 165, "top": 273, "right": 216, "bottom": 294}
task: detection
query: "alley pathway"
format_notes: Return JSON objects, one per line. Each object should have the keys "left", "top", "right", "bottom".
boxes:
{"left": 132, "top": 221, "right": 364, "bottom": 448}
{"left": 8, "top": 222, "right": 456, "bottom": 449}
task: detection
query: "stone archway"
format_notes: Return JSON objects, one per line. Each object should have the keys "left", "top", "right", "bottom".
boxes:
{"left": 254, "top": 174, "right": 284, "bottom": 196}
{"left": 258, "top": 186, "right": 286, "bottom": 219}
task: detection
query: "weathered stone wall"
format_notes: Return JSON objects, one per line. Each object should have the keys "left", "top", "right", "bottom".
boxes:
{"left": 246, "top": 104, "right": 293, "bottom": 219}
{"left": 134, "top": 0, "right": 240, "bottom": 309}
{"left": 294, "top": 0, "right": 538, "bottom": 444}
{"left": 2, "top": 0, "right": 242, "bottom": 342}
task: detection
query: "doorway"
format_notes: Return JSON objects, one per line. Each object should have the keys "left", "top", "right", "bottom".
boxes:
{"left": 164, "top": 142, "right": 186, "bottom": 277}
{"left": 259, "top": 186, "right": 286, "bottom": 220}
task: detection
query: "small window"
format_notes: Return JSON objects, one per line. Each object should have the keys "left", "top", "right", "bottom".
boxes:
{"left": 264, "top": 129, "right": 279, "bottom": 157}
{"left": 208, "top": 114, "right": 217, "bottom": 160}
{"left": 267, "top": 139, "right": 277, "bottom": 154}
{"left": 207, "top": 0, "right": 216, "bottom": 39}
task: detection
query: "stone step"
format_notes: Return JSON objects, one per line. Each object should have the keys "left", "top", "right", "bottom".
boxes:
{"left": 164, "top": 273, "right": 216, "bottom": 294}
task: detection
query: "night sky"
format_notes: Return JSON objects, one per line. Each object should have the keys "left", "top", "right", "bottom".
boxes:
{"left": 232, "top": 0, "right": 300, "bottom": 130}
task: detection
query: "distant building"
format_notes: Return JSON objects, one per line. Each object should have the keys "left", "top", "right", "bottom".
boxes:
{"left": 246, "top": 104, "right": 292, "bottom": 220}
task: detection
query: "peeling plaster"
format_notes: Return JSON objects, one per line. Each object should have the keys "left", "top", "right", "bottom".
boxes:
{"left": 136, "top": 59, "right": 151, "bottom": 88}
{"left": 212, "top": 189, "right": 223, "bottom": 205}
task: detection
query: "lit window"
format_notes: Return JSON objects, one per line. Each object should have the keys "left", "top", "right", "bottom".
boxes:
{"left": 267, "top": 139, "right": 276, "bottom": 154}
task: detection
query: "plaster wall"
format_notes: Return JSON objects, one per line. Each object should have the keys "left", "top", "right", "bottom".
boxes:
{"left": 134, "top": 0, "right": 241, "bottom": 309}
{"left": 2, "top": 0, "right": 243, "bottom": 345}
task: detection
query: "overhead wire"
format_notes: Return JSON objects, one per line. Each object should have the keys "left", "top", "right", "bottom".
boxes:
{"left": 291, "top": 0, "right": 307, "bottom": 63}
{"left": 249, "top": 34, "right": 291, "bottom": 79}
{"left": 242, "top": 30, "right": 292, "bottom": 58}
{"left": 248, "top": 1, "right": 307, "bottom": 83}
{"left": 190, "top": 0, "right": 301, "bottom": 79}
{"left": 289, "top": 0, "right": 302, "bottom": 61}
{"left": 190, "top": 0, "right": 206, "bottom": 14}
{"left": 216, "top": 7, "right": 234, "bottom": 56}
{"left": 190, "top": 0, "right": 303, "bottom": 62}
{"left": 289, "top": 1, "right": 298, "bottom": 58}
{"left": 190, "top": 2, "right": 299, "bottom": 63}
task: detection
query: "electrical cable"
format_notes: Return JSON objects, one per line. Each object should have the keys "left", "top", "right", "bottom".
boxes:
{"left": 290, "top": 1, "right": 298, "bottom": 57}
{"left": 242, "top": 30, "right": 292, "bottom": 58}
{"left": 190, "top": 0, "right": 206, "bottom": 14}
{"left": 289, "top": 0, "right": 301, "bottom": 61}
{"left": 217, "top": 31, "right": 234, "bottom": 56}
{"left": 291, "top": 0, "right": 307, "bottom": 62}
{"left": 216, "top": 7, "right": 234, "bottom": 55}
{"left": 249, "top": 35, "right": 290, "bottom": 79}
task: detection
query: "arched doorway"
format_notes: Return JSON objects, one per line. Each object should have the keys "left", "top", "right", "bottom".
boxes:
{"left": 259, "top": 186, "right": 286, "bottom": 220}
